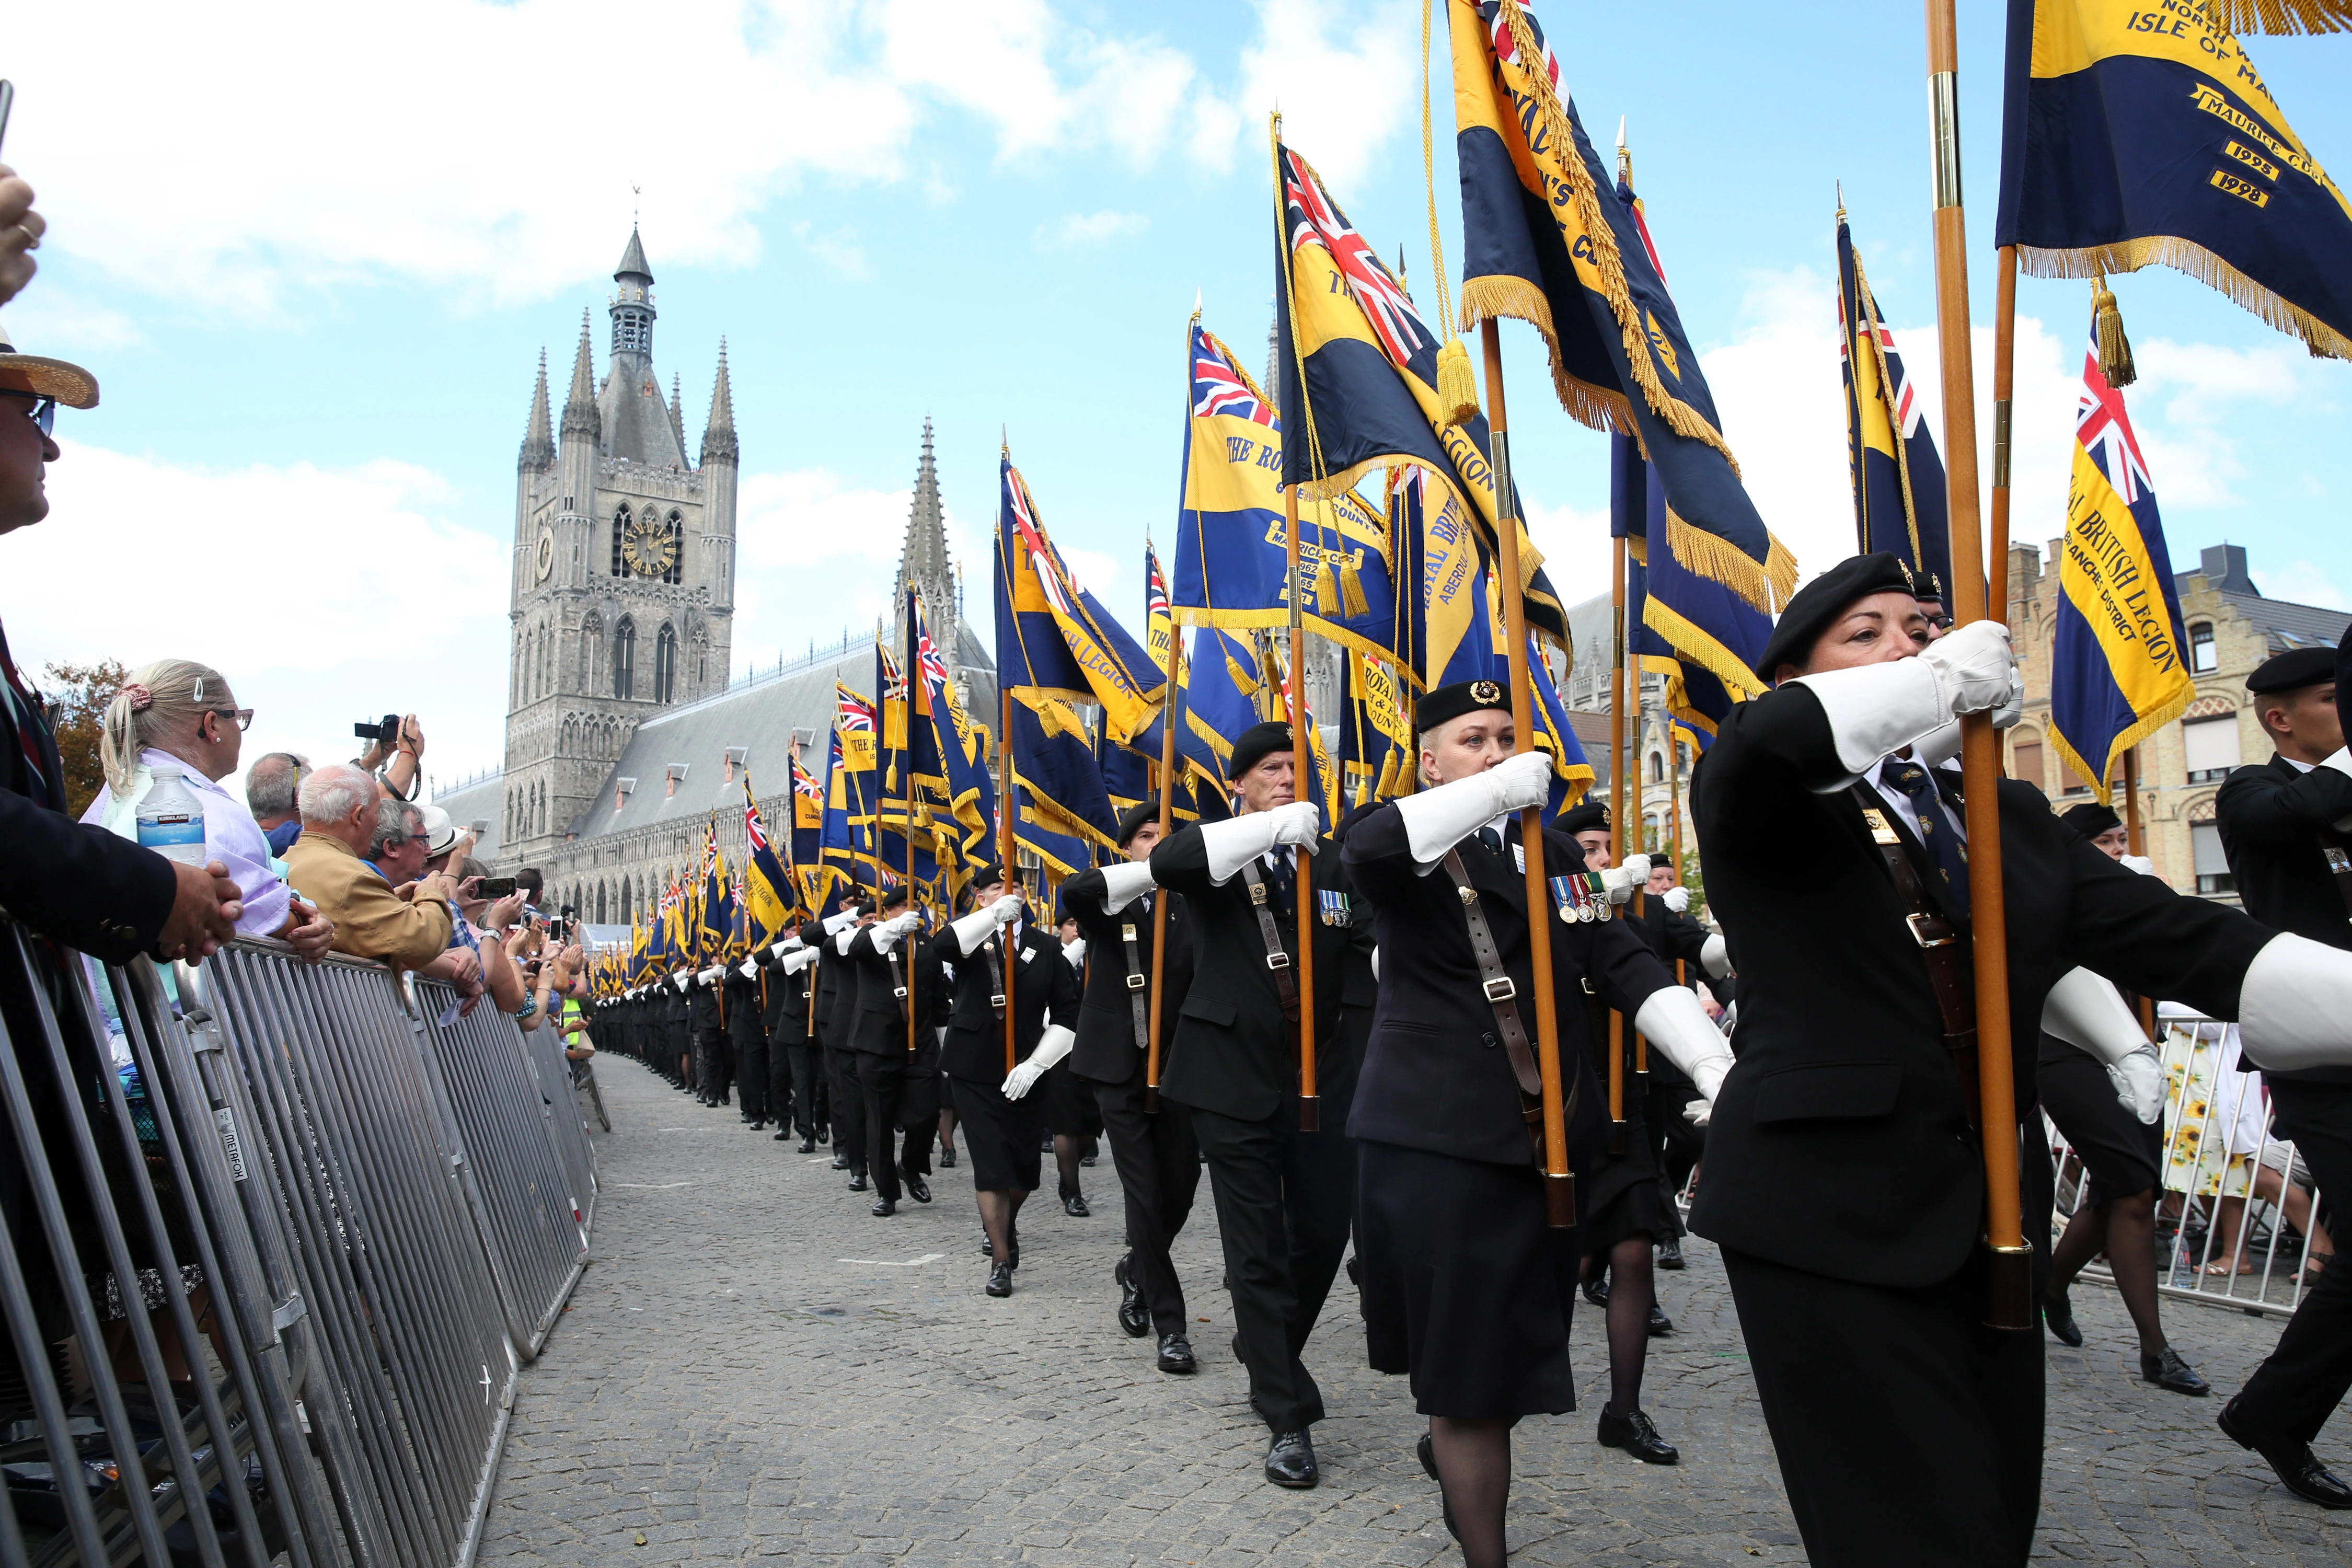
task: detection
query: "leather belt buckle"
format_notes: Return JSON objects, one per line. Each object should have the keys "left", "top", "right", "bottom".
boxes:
{"left": 893, "top": 986, "right": 909, "bottom": 1000}
{"left": 1906, "top": 913, "right": 1957, "bottom": 949}
{"left": 1483, "top": 976, "right": 1517, "bottom": 1002}
{"left": 1249, "top": 880, "right": 1269, "bottom": 906}
{"left": 1265, "top": 951, "right": 1292, "bottom": 971}
{"left": 1124, "top": 973, "right": 1146, "bottom": 991}
{"left": 990, "top": 993, "right": 1007, "bottom": 1008}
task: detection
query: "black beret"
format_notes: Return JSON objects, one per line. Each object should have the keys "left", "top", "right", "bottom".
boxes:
{"left": 1416, "top": 678, "right": 1513, "bottom": 735}
{"left": 2247, "top": 644, "right": 2335, "bottom": 694}
{"left": 2058, "top": 801, "right": 2122, "bottom": 840}
{"left": 1559, "top": 799, "right": 1610, "bottom": 837}
{"left": 1114, "top": 799, "right": 1160, "bottom": 847}
{"left": 966, "top": 862, "right": 1006, "bottom": 890}
{"left": 1755, "top": 552, "right": 1919, "bottom": 682}
{"left": 1229, "top": 721, "right": 1294, "bottom": 780}
{"left": 878, "top": 884, "right": 910, "bottom": 913}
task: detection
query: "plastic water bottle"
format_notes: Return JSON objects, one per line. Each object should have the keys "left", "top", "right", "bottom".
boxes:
{"left": 135, "top": 765, "right": 208, "bottom": 867}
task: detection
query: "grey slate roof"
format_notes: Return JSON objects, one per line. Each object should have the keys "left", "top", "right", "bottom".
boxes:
{"left": 599, "top": 355, "right": 687, "bottom": 469}
{"left": 435, "top": 771, "right": 506, "bottom": 862}
{"left": 616, "top": 226, "right": 652, "bottom": 282}
{"left": 2215, "top": 590, "right": 2351, "bottom": 654}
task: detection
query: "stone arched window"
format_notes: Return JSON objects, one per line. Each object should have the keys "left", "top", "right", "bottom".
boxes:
{"left": 596, "top": 882, "right": 608, "bottom": 925}
{"left": 612, "top": 506, "right": 631, "bottom": 577}
{"left": 581, "top": 614, "right": 604, "bottom": 691}
{"left": 654, "top": 622, "right": 678, "bottom": 705}
{"left": 614, "top": 616, "right": 637, "bottom": 699}
{"left": 690, "top": 628, "right": 710, "bottom": 695}
{"left": 663, "top": 511, "right": 684, "bottom": 585}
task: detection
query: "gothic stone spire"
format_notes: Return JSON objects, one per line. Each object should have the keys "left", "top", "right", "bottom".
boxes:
{"left": 560, "top": 309, "right": 601, "bottom": 444}
{"left": 519, "top": 348, "right": 555, "bottom": 470}
{"left": 700, "top": 338, "right": 739, "bottom": 466}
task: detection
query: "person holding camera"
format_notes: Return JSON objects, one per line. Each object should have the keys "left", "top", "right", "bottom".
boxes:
{"left": 351, "top": 712, "right": 426, "bottom": 802}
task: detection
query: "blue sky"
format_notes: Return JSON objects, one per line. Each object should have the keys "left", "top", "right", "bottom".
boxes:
{"left": 6, "top": 0, "right": 2349, "bottom": 785}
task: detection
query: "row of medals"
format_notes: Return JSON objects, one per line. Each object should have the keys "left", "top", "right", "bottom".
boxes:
{"left": 1559, "top": 876, "right": 1613, "bottom": 924}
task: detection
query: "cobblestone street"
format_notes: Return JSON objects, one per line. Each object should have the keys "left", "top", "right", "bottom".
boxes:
{"left": 478, "top": 1060, "right": 2352, "bottom": 1566}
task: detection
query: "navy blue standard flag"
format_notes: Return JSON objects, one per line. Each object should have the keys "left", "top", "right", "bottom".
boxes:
{"left": 1996, "top": 0, "right": 2352, "bottom": 360}
{"left": 1837, "top": 209, "right": 1954, "bottom": 599}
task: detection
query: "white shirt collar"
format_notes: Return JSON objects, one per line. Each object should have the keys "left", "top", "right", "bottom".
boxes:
{"left": 2284, "top": 754, "right": 2318, "bottom": 774}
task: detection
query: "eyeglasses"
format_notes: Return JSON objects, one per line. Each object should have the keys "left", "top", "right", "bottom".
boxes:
{"left": 3, "top": 391, "right": 55, "bottom": 437}
{"left": 210, "top": 707, "right": 254, "bottom": 733}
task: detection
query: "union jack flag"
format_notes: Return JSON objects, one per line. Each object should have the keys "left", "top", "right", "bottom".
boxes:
{"left": 745, "top": 796, "right": 773, "bottom": 858}
{"left": 792, "top": 755, "right": 824, "bottom": 805}
{"left": 1835, "top": 297, "right": 1924, "bottom": 440}
{"left": 1282, "top": 147, "right": 1432, "bottom": 371}
{"left": 878, "top": 641, "right": 908, "bottom": 703}
{"left": 2076, "top": 337, "right": 2155, "bottom": 506}
{"left": 1482, "top": 0, "right": 1560, "bottom": 91}
{"left": 1004, "top": 465, "right": 1077, "bottom": 616}
{"left": 1192, "top": 323, "right": 1274, "bottom": 426}
{"left": 914, "top": 597, "right": 950, "bottom": 690}
{"left": 836, "top": 685, "right": 877, "bottom": 733}
{"left": 1146, "top": 548, "right": 1171, "bottom": 622}
{"left": 698, "top": 821, "right": 719, "bottom": 878}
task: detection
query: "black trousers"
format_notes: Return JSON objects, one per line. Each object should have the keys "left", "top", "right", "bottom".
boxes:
{"left": 1645, "top": 1075, "right": 1703, "bottom": 1238}
{"left": 780, "top": 1037, "right": 824, "bottom": 1137}
{"left": 1187, "top": 1100, "right": 1356, "bottom": 1434}
{"left": 1092, "top": 1075, "right": 1201, "bottom": 1337}
{"left": 735, "top": 1040, "right": 768, "bottom": 1121}
{"left": 1721, "top": 1246, "right": 2043, "bottom": 1568}
{"left": 829, "top": 1044, "right": 867, "bottom": 1173}
{"left": 855, "top": 1052, "right": 935, "bottom": 1202}
{"left": 704, "top": 1026, "right": 735, "bottom": 1102}
{"left": 2235, "top": 1078, "right": 2352, "bottom": 1445}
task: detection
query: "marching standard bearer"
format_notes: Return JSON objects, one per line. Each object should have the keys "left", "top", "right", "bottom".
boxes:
{"left": 1689, "top": 553, "right": 2352, "bottom": 1567}
{"left": 1342, "top": 679, "right": 1731, "bottom": 1568}
{"left": 1060, "top": 800, "right": 1201, "bottom": 1373}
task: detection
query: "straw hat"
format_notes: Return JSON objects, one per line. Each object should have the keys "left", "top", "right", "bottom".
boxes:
{"left": 0, "top": 320, "right": 98, "bottom": 408}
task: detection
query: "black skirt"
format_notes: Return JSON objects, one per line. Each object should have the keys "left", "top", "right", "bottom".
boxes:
{"left": 1358, "top": 1138, "right": 1581, "bottom": 1419}
{"left": 950, "top": 1075, "right": 1045, "bottom": 1193}
{"left": 1045, "top": 1059, "right": 1102, "bottom": 1137}
{"left": 1578, "top": 1097, "right": 1677, "bottom": 1256}
{"left": 2038, "top": 1036, "right": 2161, "bottom": 1207}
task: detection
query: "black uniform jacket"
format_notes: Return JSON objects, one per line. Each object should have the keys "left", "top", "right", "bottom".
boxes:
{"left": 1342, "top": 809, "right": 1662, "bottom": 1167}
{"left": 2215, "top": 752, "right": 2352, "bottom": 1085}
{"left": 843, "top": 924, "right": 944, "bottom": 1056}
{"left": 1688, "top": 680, "right": 2272, "bottom": 1288}
{"left": 939, "top": 919, "right": 1079, "bottom": 1082}
{"left": 724, "top": 970, "right": 763, "bottom": 1048}
{"left": 759, "top": 927, "right": 820, "bottom": 1047}
{"left": 1149, "top": 820, "right": 1356, "bottom": 1123}
{"left": 814, "top": 933, "right": 852, "bottom": 1045}
{"left": 1057, "top": 868, "right": 1195, "bottom": 1087}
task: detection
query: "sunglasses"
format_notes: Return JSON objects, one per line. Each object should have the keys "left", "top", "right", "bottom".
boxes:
{"left": 209, "top": 707, "right": 255, "bottom": 733}
{"left": 4, "top": 391, "right": 55, "bottom": 437}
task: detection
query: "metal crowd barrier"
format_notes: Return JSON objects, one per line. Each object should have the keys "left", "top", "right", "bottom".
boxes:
{"left": 2046, "top": 1009, "right": 2326, "bottom": 1321}
{"left": 0, "top": 922, "right": 603, "bottom": 1567}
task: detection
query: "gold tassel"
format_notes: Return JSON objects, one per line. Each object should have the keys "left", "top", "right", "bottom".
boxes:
{"left": 2092, "top": 273, "right": 2137, "bottom": 389}
{"left": 1434, "top": 336, "right": 1481, "bottom": 426}
{"left": 1315, "top": 556, "right": 1341, "bottom": 617}
{"left": 1338, "top": 556, "right": 1371, "bottom": 619}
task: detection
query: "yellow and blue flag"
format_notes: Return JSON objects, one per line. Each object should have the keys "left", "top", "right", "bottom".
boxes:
{"left": 1271, "top": 139, "right": 1571, "bottom": 650}
{"left": 996, "top": 454, "right": 1168, "bottom": 743}
{"left": 1337, "top": 648, "right": 1415, "bottom": 809}
{"left": 698, "top": 822, "right": 731, "bottom": 961}
{"left": 2049, "top": 319, "right": 2197, "bottom": 804}
{"left": 741, "top": 773, "right": 797, "bottom": 945}
{"left": 1995, "top": 0, "right": 2352, "bottom": 360}
{"left": 1174, "top": 317, "right": 1407, "bottom": 665}
{"left": 1392, "top": 466, "right": 1497, "bottom": 691}
{"left": 1449, "top": 0, "right": 1797, "bottom": 615}
{"left": 1009, "top": 691, "right": 1117, "bottom": 860}
{"left": 789, "top": 748, "right": 832, "bottom": 915}
{"left": 1837, "top": 210, "right": 1953, "bottom": 598}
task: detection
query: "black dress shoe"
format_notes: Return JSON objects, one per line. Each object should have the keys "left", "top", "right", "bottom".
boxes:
{"left": 2045, "top": 1286, "right": 2084, "bottom": 1348}
{"left": 1345, "top": 1253, "right": 1362, "bottom": 1287}
{"left": 1006, "top": 1224, "right": 1020, "bottom": 1269}
{"left": 747, "top": 1118, "right": 765, "bottom": 1130}
{"left": 1647, "top": 1304, "right": 1674, "bottom": 1338}
{"left": 1232, "top": 1331, "right": 1247, "bottom": 1365}
{"left": 2220, "top": 1396, "right": 2352, "bottom": 1507}
{"left": 979, "top": 1232, "right": 995, "bottom": 1257}
{"left": 831, "top": 1152, "right": 850, "bottom": 1170}
{"left": 1062, "top": 1190, "right": 1090, "bottom": 1217}
{"left": 817, "top": 1128, "right": 831, "bottom": 1145}
{"left": 1597, "top": 1406, "right": 1679, "bottom": 1465}
{"left": 1264, "top": 1429, "right": 1319, "bottom": 1489}
{"left": 846, "top": 1171, "right": 868, "bottom": 1192}
{"left": 1415, "top": 1433, "right": 1459, "bottom": 1541}
{"left": 1582, "top": 1271, "right": 1610, "bottom": 1308}
{"left": 795, "top": 1136, "right": 815, "bottom": 1151}
{"left": 1157, "top": 1332, "right": 1197, "bottom": 1373}
{"left": 940, "top": 1147, "right": 957, "bottom": 1167}
{"left": 1657, "top": 1235, "right": 1686, "bottom": 1271}
{"left": 2142, "top": 1345, "right": 2210, "bottom": 1396}
{"left": 871, "top": 1197, "right": 897, "bottom": 1217}
{"left": 903, "top": 1172, "right": 932, "bottom": 1204}
{"left": 1115, "top": 1254, "right": 1150, "bottom": 1338}
{"left": 986, "top": 1262, "right": 1013, "bottom": 1297}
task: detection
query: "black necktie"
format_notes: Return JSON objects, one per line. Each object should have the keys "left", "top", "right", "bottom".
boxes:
{"left": 1477, "top": 825, "right": 1505, "bottom": 858}
{"left": 1882, "top": 759, "right": 1969, "bottom": 915}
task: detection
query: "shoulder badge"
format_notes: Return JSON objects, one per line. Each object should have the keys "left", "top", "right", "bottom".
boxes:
{"left": 1861, "top": 806, "right": 1901, "bottom": 847}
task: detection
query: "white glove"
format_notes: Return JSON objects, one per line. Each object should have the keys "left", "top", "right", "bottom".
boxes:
{"left": 739, "top": 959, "right": 758, "bottom": 979}
{"left": 990, "top": 893, "right": 1024, "bottom": 925}
{"left": 822, "top": 909, "right": 858, "bottom": 934}
{"left": 672, "top": 972, "right": 691, "bottom": 993}
{"left": 1789, "top": 624, "right": 2013, "bottom": 782}
{"left": 1700, "top": 932, "right": 1731, "bottom": 979}
{"left": 1002, "top": 1023, "right": 1076, "bottom": 1099}
{"left": 2120, "top": 854, "right": 2154, "bottom": 876}
{"left": 1198, "top": 802, "right": 1321, "bottom": 883}
{"left": 1600, "top": 853, "right": 1652, "bottom": 904}
{"left": 2106, "top": 1044, "right": 2165, "bottom": 1126}
{"left": 2236, "top": 933, "right": 2352, "bottom": 1073}
{"left": 1388, "top": 751, "right": 1553, "bottom": 866}
{"left": 1369, "top": 946, "right": 1379, "bottom": 981}
{"left": 1661, "top": 886, "right": 1690, "bottom": 914}
{"left": 781, "top": 947, "right": 818, "bottom": 975}
{"left": 1064, "top": 937, "right": 1087, "bottom": 967}
{"left": 1633, "top": 985, "right": 1734, "bottom": 1122}
{"left": 948, "top": 905, "right": 1001, "bottom": 956}
{"left": 1920, "top": 620, "right": 2017, "bottom": 718}
{"left": 2041, "top": 966, "right": 2152, "bottom": 1074}
{"left": 697, "top": 966, "right": 724, "bottom": 987}
{"left": 871, "top": 909, "right": 923, "bottom": 954}
{"left": 780, "top": 936, "right": 805, "bottom": 951}
{"left": 1912, "top": 719, "right": 1962, "bottom": 769}
{"left": 1098, "top": 861, "right": 1157, "bottom": 915}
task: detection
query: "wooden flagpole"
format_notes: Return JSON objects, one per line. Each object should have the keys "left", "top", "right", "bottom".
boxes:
{"left": 1284, "top": 479, "right": 1321, "bottom": 1133}
{"left": 1608, "top": 534, "right": 1628, "bottom": 1135}
{"left": 1926, "top": 0, "right": 2031, "bottom": 1330}
{"left": 1148, "top": 610, "right": 1183, "bottom": 1115}
{"left": 1484, "top": 320, "right": 1575, "bottom": 1228}
{"left": 1000, "top": 686, "right": 1018, "bottom": 1076}
{"left": 1669, "top": 732, "right": 1688, "bottom": 988}
{"left": 904, "top": 610, "right": 918, "bottom": 1057}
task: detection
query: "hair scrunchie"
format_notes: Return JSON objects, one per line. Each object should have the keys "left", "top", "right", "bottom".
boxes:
{"left": 119, "top": 683, "right": 154, "bottom": 713}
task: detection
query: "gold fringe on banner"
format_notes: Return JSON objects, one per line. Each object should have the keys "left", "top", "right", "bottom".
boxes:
{"left": 2092, "top": 272, "right": 2138, "bottom": 388}
{"left": 1663, "top": 508, "right": 1801, "bottom": 615}
{"left": 2020, "top": 237, "right": 2351, "bottom": 362}
{"left": 2216, "top": 0, "right": 2352, "bottom": 34}
{"left": 1640, "top": 595, "right": 1769, "bottom": 702}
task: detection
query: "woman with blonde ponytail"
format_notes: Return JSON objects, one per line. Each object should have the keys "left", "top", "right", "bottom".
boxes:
{"left": 80, "top": 660, "right": 333, "bottom": 959}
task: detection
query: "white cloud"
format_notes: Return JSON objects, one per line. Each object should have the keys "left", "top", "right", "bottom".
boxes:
{"left": 1034, "top": 211, "right": 1150, "bottom": 252}
{"left": 8, "top": 441, "right": 512, "bottom": 781}
{"left": 2252, "top": 560, "right": 2352, "bottom": 610}
{"left": 0, "top": 293, "right": 143, "bottom": 353}
{"left": 791, "top": 222, "right": 872, "bottom": 280}
{"left": 1061, "top": 547, "right": 1122, "bottom": 597}
{"left": 1521, "top": 496, "right": 1611, "bottom": 612}
{"left": 7, "top": 0, "right": 1345, "bottom": 308}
